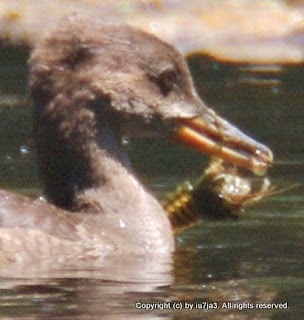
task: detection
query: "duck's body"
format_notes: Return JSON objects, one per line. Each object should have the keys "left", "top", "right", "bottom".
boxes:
{"left": 0, "top": 187, "right": 171, "bottom": 264}
{"left": 0, "top": 113, "right": 174, "bottom": 260}
{"left": 0, "top": 14, "right": 272, "bottom": 265}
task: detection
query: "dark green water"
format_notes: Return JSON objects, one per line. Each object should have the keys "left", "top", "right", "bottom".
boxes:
{"left": 0, "top": 46, "right": 303, "bottom": 320}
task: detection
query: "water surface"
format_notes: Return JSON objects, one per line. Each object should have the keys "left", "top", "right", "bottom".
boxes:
{"left": 0, "top": 45, "right": 303, "bottom": 319}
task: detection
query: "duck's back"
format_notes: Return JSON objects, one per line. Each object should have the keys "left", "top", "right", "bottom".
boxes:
{"left": 0, "top": 190, "right": 117, "bottom": 265}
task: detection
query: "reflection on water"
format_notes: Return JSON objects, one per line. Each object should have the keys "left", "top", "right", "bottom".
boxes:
{"left": 0, "top": 47, "right": 303, "bottom": 319}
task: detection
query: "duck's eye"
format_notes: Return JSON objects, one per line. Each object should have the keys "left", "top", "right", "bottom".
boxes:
{"left": 157, "top": 69, "right": 178, "bottom": 96}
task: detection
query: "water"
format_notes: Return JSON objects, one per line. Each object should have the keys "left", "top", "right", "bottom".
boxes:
{"left": 0, "top": 45, "right": 303, "bottom": 319}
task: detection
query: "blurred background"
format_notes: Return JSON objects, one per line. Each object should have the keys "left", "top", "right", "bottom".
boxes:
{"left": 0, "top": 1, "right": 303, "bottom": 319}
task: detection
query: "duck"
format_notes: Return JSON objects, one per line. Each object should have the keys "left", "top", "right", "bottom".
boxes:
{"left": 0, "top": 14, "right": 273, "bottom": 265}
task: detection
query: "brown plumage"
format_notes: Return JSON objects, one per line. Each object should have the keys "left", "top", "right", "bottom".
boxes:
{"left": 0, "top": 14, "right": 272, "bottom": 267}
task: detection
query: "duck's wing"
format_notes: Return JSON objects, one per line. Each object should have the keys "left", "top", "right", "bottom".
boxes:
{"left": 0, "top": 190, "right": 80, "bottom": 241}
{"left": 0, "top": 190, "right": 147, "bottom": 260}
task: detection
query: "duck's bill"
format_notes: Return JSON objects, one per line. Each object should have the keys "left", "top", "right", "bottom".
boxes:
{"left": 174, "top": 109, "right": 273, "bottom": 176}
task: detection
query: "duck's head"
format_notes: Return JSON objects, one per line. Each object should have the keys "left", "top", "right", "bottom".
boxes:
{"left": 30, "top": 14, "right": 272, "bottom": 179}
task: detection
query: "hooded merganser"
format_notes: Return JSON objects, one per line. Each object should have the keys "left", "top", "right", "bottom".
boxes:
{"left": 0, "top": 14, "right": 272, "bottom": 265}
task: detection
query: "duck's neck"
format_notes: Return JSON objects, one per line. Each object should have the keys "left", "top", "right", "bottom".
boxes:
{"left": 36, "top": 110, "right": 174, "bottom": 253}
{"left": 36, "top": 108, "right": 132, "bottom": 211}
{"left": 73, "top": 123, "right": 136, "bottom": 213}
